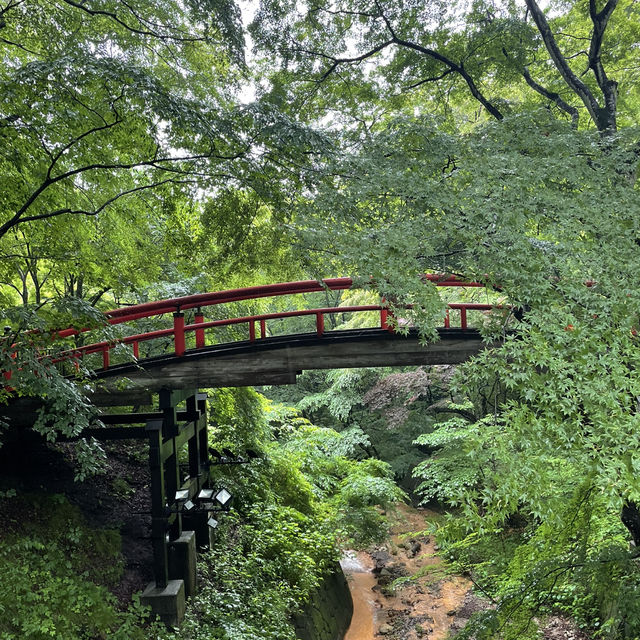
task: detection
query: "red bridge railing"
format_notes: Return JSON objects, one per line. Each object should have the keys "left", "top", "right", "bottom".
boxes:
{"left": 45, "top": 275, "right": 496, "bottom": 372}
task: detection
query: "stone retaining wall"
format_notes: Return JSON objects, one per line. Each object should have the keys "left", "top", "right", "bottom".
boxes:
{"left": 293, "top": 564, "right": 353, "bottom": 640}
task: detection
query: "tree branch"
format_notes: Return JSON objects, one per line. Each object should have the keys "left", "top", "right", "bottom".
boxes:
{"left": 371, "top": 0, "right": 504, "bottom": 119}
{"left": 0, "top": 0, "right": 24, "bottom": 23}
{"left": 404, "top": 69, "right": 454, "bottom": 91}
{"left": 428, "top": 404, "right": 477, "bottom": 423}
{"left": 89, "top": 288, "right": 112, "bottom": 306}
{"left": 59, "top": 0, "right": 205, "bottom": 43}
{"left": 47, "top": 117, "right": 122, "bottom": 180}
{"left": 524, "top": 0, "right": 605, "bottom": 130}
{"left": 522, "top": 65, "right": 579, "bottom": 127}
{"left": 0, "top": 145, "right": 246, "bottom": 240}
{"left": 587, "top": 0, "right": 619, "bottom": 130}
{"left": 389, "top": 34, "right": 504, "bottom": 120}
{"left": 16, "top": 178, "right": 195, "bottom": 225}
{"left": 307, "top": 40, "right": 395, "bottom": 81}
{"left": 298, "top": 1, "right": 504, "bottom": 120}
{"left": 0, "top": 36, "right": 38, "bottom": 54}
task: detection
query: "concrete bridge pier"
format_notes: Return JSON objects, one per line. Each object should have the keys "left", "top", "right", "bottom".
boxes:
{"left": 169, "top": 531, "right": 198, "bottom": 597}
{"left": 139, "top": 529, "right": 199, "bottom": 626}
{"left": 140, "top": 580, "right": 186, "bottom": 628}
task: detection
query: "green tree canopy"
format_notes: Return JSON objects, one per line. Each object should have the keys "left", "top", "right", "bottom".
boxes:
{"left": 250, "top": 1, "right": 640, "bottom": 634}
{"left": 252, "top": 0, "right": 640, "bottom": 132}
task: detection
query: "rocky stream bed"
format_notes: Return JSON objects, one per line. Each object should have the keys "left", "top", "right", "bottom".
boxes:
{"left": 340, "top": 504, "right": 589, "bottom": 640}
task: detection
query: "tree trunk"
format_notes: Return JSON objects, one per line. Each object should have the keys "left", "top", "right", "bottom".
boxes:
{"left": 621, "top": 501, "right": 640, "bottom": 546}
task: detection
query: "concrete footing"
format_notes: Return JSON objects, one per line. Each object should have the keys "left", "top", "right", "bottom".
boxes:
{"left": 169, "top": 530, "right": 198, "bottom": 597}
{"left": 140, "top": 579, "right": 186, "bottom": 627}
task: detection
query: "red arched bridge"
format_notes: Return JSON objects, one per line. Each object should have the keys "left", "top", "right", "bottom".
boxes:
{"left": 44, "top": 274, "right": 500, "bottom": 404}
{"left": 2, "top": 274, "right": 505, "bottom": 626}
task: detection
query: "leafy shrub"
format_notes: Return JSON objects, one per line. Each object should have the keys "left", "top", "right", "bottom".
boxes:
{"left": 436, "top": 486, "right": 640, "bottom": 639}
{"left": 0, "top": 494, "right": 153, "bottom": 640}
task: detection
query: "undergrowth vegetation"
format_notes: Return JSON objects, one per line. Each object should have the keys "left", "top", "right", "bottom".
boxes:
{"left": 432, "top": 491, "right": 640, "bottom": 639}
{"left": 272, "top": 360, "right": 640, "bottom": 638}
{"left": 266, "top": 366, "right": 452, "bottom": 486}
{"left": 0, "top": 386, "right": 403, "bottom": 640}
{"left": 415, "top": 400, "right": 640, "bottom": 638}
{"left": 0, "top": 493, "right": 157, "bottom": 640}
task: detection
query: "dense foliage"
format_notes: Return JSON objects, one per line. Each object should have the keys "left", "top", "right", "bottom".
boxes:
{"left": 0, "top": 493, "right": 157, "bottom": 639}
{"left": 267, "top": 363, "right": 457, "bottom": 485}
{"left": 158, "top": 388, "right": 402, "bottom": 640}
{"left": 0, "top": 0, "right": 310, "bottom": 451}
{"left": 3, "top": 0, "right": 640, "bottom": 637}
{"left": 249, "top": 1, "right": 640, "bottom": 636}
{"left": 0, "top": 388, "right": 402, "bottom": 640}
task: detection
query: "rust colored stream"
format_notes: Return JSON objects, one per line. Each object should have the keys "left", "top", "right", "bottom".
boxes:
{"left": 343, "top": 568, "right": 377, "bottom": 640}
{"left": 340, "top": 504, "right": 472, "bottom": 640}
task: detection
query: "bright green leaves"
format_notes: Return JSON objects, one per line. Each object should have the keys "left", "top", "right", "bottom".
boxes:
{"left": 292, "top": 110, "right": 640, "bottom": 334}
{"left": 263, "top": 401, "right": 405, "bottom": 545}
{"left": 443, "top": 485, "right": 640, "bottom": 639}
{"left": 196, "top": 189, "right": 301, "bottom": 284}
{"left": 0, "top": 0, "right": 255, "bottom": 248}
{"left": 296, "top": 368, "right": 377, "bottom": 422}
{"left": 253, "top": 0, "right": 638, "bottom": 133}
{"left": 0, "top": 0, "right": 259, "bottom": 328}
{"left": 251, "top": 1, "right": 640, "bottom": 636}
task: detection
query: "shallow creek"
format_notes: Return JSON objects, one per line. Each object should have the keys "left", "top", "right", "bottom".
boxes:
{"left": 340, "top": 504, "right": 473, "bottom": 640}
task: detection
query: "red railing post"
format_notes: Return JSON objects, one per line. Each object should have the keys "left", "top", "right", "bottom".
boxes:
{"left": 380, "top": 297, "right": 388, "bottom": 330}
{"left": 460, "top": 307, "right": 467, "bottom": 330}
{"left": 385, "top": 302, "right": 396, "bottom": 333}
{"left": 260, "top": 319, "right": 266, "bottom": 339}
{"left": 132, "top": 341, "right": 139, "bottom": 359}
{"left": 444, "top": 308, "right": 450, "bottom": 328}
{"left": 316, "top": 312, "right": 325, "bottom": 336}
{"left": 102, "top": 346, "right": 110, "bottom": 369}
{"left": 249, "top": 321, "right": 256, "bottom": 342}
{"left": 194, "top": 309, "right": 205, "bottom": 349}
{"left": 174, "top": 312, "right": 186, "bottom": 356}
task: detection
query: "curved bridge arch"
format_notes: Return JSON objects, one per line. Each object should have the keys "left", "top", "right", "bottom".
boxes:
{"left": 91, "top": 327, "right": 486, "bottom": 402}
{"left": 43, "top": 275, "right": 500, "bottom": 402}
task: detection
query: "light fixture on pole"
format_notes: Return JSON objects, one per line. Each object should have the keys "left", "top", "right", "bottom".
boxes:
{"left": 215, "top": 488, "right": 232, "bottom": 508}
{"left": 196, "top": 487, "right": 233, "bottom": 512}
{"left": 174, "top": 489, "right": 196, "bottom": 512}
{"left": 197, "top": 488, "right": 214, "bottom": 501}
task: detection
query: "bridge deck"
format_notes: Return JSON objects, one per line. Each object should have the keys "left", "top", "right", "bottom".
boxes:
{"left": 89, "top": 327, "right": 485, "bottom": 402}
{"left": 3, "top": 328, "right": 486, "bottom": 423}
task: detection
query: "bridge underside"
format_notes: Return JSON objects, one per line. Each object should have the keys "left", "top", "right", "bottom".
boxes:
{"left": 90, "top": 328, "right": 486, "bottom": 404}
{"left": 2, "top": 328, "right": 488, "bottom": 424}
